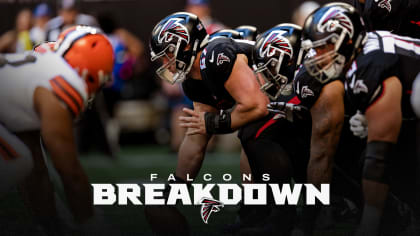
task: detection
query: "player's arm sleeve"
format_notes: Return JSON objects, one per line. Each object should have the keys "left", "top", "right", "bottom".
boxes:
{"left": 182, "top": 79, "right": 216, "bottom": 107}
{"left": 346, "top": 53, "right": 399, "bottom": 113}
{"left": 203, "top": 42, "right": 237, "bottom": 85}
{"left": 293, "top": 67, "right": 324, "bottom": 109}
{"left": 48, "top": 76, "right": 86, "bottom": 118}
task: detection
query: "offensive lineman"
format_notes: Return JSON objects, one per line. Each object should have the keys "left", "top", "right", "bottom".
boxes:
{"left": 147, "top": 12, "right": 268, "bottom": 234}
{"left": 265, "top": 2, "right": 367, "bottom": 234}
{"left": 236, "top": 23, "right": 312, "bottom": 235}
{"left": 300, "top": 2, "right": 420, "bottom": 235}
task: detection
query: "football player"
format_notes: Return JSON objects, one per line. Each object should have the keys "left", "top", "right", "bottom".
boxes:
{"left": 246, "top": 21, "right": 364, "bottom": 234}
{"left": 265, "top": 2, "right": 367, "bottom": 234}
{"left": 300, "top": 2, "right": 420, "bottom": 235}
{"left": 148, "top": 12, "right": 268, "bottom": 234}
{"left": 236, "top": 23, "right": 311, "bottom": 235}
{"left": 353, "top": 0, "right": 420, "bottom": 38}
{"left": 0, "top": 26, "right": 114, "bottom": 232}
{"left": 150, "top": 11, "right": 268, "bottom": 189}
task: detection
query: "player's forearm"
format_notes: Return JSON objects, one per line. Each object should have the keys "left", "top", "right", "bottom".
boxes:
{"left": 307, "top": 126, "right": 341, "bottom": 187}
{"left": 175, "top": 133, "right": 210, "bottom": 181}
{"left": 308, "top": 106, "right": 343, "bottom": 187}
{"left": 42, "top": 132, "right": 93, "bottom": 222}
{"left": 60, "top": 164, "right": 93, "bottom": 223}
{"left": 230, "top": 102, "right": 268, "bottom": 130}
{"left": 307, "top": 81, "right": 345, "bottom": 187}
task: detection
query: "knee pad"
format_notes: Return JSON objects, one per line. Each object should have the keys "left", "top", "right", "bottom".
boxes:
{"left": 362, "top": 141, "right": 396, "bottom": 184}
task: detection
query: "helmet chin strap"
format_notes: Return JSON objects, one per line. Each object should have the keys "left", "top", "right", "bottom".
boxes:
{"left": 350, "top": 32, "right": 367, "bottom": 62}
{"left": 199, "top": 35, "right": 209, "bottom": 50}
{"left": 179, "top": 39, "right": 199, "bottom": 81}
{"left": 172, "top": 34, "right": 208, "bottom": 83}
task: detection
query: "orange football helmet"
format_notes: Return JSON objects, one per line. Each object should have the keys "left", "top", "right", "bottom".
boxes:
{"left": 55, "top": 26, "right": 114, "bottom": 97}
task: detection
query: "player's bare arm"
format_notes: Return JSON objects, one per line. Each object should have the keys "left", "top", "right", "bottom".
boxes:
{"left": 308, "top": 80, "right": 345, "bottom": 187}
{"left": 177, "top": 102, "right": 217, "bottom": 181}
{"left": 34, "top": 87, "right": 93, "bottom": 223}
{"left": 360, "top": 76, "right": 402, "bottom": 214}
{"left": 366, "top": 76, "right": 402, "bottom": 143}
{"left": 180, "top": 54, "right": 269, "bottom": 135}
{"left": 225, "top": 54, "right": 269, "bottom": 130}
{"left": 16, "top": 130, "right": 58, "bottom": 225}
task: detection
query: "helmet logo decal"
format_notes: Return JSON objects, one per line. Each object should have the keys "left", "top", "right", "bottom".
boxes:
{"left": 259, "top": 30, "right": 293, "bottom": 58}
{"left": 318, "top": 7, "right": 354, "bottom": 38}
{"left": 158, "top": 18, "right": 190, "bottom": 44}
{"left": 375, "top": 0, "right": 392, "bottom": 13}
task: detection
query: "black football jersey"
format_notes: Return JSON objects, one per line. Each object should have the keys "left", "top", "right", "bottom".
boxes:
{"left": 293, "top": 66, "right": 327, "bottom": 110}
{"left": 353, "top": 0, "right": 420, "bottom": 38}
{"left": 344, "top": 31, "right": 420, "bottom": 118}
{"left": 182, "top": 37, "right": 254, "bottom": 110}
{"left": 293, "top": 63, "right": 351, "bottom": 113}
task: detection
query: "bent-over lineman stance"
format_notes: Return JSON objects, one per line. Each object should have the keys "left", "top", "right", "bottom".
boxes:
{"left": 0, "top": 26, "right": 114, "bottom": 233}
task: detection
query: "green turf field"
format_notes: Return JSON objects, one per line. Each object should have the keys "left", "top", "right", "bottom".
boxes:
{"left": 82, "top": 145, "right": 242, "bottom": 235}
{"left": 0, "top": 145, "right": 242, "bottom": 235}
{"left": 0, "top": 145, "right": 378, "bottom": 236}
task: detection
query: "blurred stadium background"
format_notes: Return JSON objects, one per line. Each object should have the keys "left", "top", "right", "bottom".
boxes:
{"left": 0, "top": 0, "right": 356, "bottom": 235}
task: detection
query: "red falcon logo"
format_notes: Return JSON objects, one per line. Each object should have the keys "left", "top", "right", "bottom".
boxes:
{"left": 200, "top": 198, "right": 224, "bottom": 224}
{"left": 259, "top": 30, "right": 293, "bottom": 58}
{"left": 318, "top": 7, "right": 354, "bottom": 38}
{"left": 158, "top": 18, "right": 190, "bottom": 44}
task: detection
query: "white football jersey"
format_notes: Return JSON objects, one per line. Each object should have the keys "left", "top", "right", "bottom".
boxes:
{"left": 0, "top": 51, "right": 88, "bottom": 132}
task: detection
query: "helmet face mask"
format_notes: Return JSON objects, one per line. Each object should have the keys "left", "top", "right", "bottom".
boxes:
{"left": 150, "top": 12, "right": 208, "bottom": 84}
{"left": 152, "top": 38, "right": 190, "bottom": 84}
{"left": 301, "top": 3, "right": 366, "bottom": 84}
{"left": 253, "top": 24, "right": 302, "bottom": 100}
{"left": 301, "top": 33, "right": 346, "bottom": 83}
{"left": 254, "top": 51, "right": 289, "bottom": 100}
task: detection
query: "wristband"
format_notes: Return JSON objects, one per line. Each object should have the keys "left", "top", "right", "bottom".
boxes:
{"left": 204, "top": 110, "right": 233, "bottom": 134}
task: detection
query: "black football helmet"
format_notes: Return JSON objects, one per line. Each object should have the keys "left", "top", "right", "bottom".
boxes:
{"left": 150, "top": 12, "right": 208, "bottom": 84}
{"left": 209, "top": 29, "right": 242, "bottom": 40}
{"left": 300, "top": 2, "right": 367, "bottom": 83}
{"left": 253, "top": 23, "right": 302, "bottom": 100}
{"left": 235, "top": 25, "right": 259, "bottom": 41}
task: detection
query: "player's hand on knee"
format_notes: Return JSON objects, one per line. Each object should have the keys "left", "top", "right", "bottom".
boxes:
{"left": 349, "top": 110, "right": 368, "bottom": 139}
{"left": 179, "top": 108, "right": 207, "bottom": 135}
